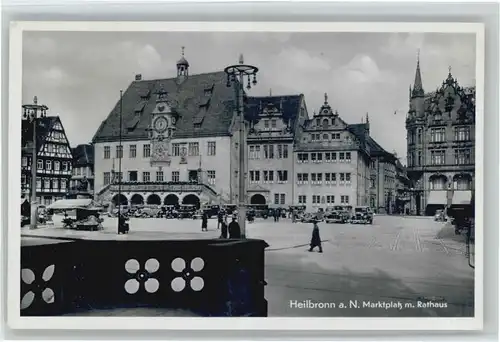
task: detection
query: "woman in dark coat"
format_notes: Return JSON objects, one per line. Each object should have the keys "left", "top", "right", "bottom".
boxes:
{"left": 308, "top": 220, "right": 323, "bottom": 253}
{"left": 220, "top": 215, "right": 228, "bottom": 238}
{"left": 201, "top": 212, "right": 208, "bottom": 232}
{"left": 228, "top": 215, "right": 241, "bottom": 239}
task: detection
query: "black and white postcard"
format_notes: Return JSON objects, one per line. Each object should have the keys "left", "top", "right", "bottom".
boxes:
{"left": 7, "top": 21, "right": 484, "bottom": 330}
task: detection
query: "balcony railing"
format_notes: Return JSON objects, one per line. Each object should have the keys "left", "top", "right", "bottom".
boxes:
{"left": 106, "top": 181, "right": 218, "bottom": 196}
{"left": 21, "top": 236, "right": 268, "bottom": 317}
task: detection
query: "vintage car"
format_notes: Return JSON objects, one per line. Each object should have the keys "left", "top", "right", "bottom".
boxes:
{"left": 325, "top": 211, "right": 347, "bottom": 224}
{"left": 350, "top": 206, "right": 374, "bottom": 224}
{"left": 178, "top": 204, "right": 197, "bottom": 219}
{"left": 332, "top": 205, "right": 351, "bottom": 222}
{"left": 201, "top": 204, "right": 220, "bottom": 219}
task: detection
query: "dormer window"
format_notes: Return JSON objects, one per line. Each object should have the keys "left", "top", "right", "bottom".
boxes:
{"left": 316, "top": 119, "right": 321, "bottom": 126}
{"left": 322, "top": 119, "right": 329, "bottom": 129}
{"left": 331, "top": 118, "right": 336, "bottom": 125}
{"left": 271, "top": 119, "right": 277, "bottom": 128}
{"left": 264, "top": 120, "right": 269, "bottom": 128}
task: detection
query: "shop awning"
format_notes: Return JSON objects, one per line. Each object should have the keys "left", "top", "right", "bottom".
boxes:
{"left": 427, "top": 191, "right": 447, "bottom": 205}
{"left": 452, "top": 191, "right": 472, "bottom": 205}
{"left": 47, "top": 198, "right": 93, "bottom": 210}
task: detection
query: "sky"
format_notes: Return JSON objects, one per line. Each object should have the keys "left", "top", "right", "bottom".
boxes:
{"left": 22, "top": 31, "right": 476, "bottom": 163}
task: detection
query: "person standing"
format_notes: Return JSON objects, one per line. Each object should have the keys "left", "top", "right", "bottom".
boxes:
{"left": 220, "top": 215, "right": 228, "bottom": 239}
{"left": 308, "top": 220, "right": 323, "bottom": 253}
{"left": 201, "top": 211, "right": 208, "bottom": 232}
{"left": 217, "top": 209, "right": 224, "bottom": 230}
{"left": 228, "top": 215, "right": 241, "bottom": 239}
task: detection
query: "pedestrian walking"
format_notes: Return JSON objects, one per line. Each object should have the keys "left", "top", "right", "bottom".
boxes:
{"left": 201, "top": 212, "right": 208, "bottom": 232}
{"left": 308, "top": 220, "right": 323, "bottom": 253}
{"left": 118, "top": 213, "right": 129, "bottom": 234}
{"left": 228, "top": 215, "right": 241, "bottom": 239}
{"left": 292, "top": 209, "right": 296, "bottom": 223}
{"left": 217, "top": 209, "right": 224, "bottom": 230}
{"left": 220, "top": 215, "right": 228, "bottom": 239}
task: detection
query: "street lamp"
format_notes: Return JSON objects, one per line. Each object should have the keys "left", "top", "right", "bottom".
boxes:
{"left": 224, "top": 54, "right": 258, "bottom": 239}
{"left": 22, "top": 96, "right": 48, "bottom": 230}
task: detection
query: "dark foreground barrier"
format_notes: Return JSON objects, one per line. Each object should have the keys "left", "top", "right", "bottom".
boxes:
{"left": 21, "top": 237, "right": 268, "bottom": 317}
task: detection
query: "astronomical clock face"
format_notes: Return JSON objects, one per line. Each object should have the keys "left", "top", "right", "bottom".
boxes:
{"left": 153, "top": 116, "right": 168, "bottom": 133}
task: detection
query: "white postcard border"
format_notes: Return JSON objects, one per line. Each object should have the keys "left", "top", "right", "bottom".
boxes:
{"left": 7, "top": 21, "right": 484, "bottom": 331}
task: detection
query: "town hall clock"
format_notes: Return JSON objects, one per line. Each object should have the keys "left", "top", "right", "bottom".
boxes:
{"left": 153, "top": 116, "right": 168, "bottom": 134}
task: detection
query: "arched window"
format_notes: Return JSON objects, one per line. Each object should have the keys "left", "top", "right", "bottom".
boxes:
{"left": 453, "top": 174, "right": 472, "bottom": 190}
{"left": 429, "top": 175, "right": 447, "bottom": 190}
{"left": 322, "top": 133, "right": 329, "bottom": 140}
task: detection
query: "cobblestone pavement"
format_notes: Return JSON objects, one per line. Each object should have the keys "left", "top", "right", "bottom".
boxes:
{"left": 22, "top": 215, "right": 474, "bottom": 317}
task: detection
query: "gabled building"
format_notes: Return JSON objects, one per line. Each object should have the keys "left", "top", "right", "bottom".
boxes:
{"left": 92, "top": 50, "right": 240, "bottom": 208}
{"left": 406, "top": 58, "right": 475, "bottom": 215}
{"left": 245, "top": 95, "right": 307, "bottom": 206}
{"left": 293, "top": 94, "right": 372, "bottom": 210}
{"left": 69, "top": 143, "right": 94, "bottom": 198}
{"left": 21, "top": 116, "right": 73, "bottom": 205}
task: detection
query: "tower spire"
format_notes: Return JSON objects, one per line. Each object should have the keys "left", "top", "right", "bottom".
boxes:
{"left": 412, "top": 49, "right": 424, "bottom": 98}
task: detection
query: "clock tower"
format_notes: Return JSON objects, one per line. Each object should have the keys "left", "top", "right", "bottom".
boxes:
{"left": 150, "top": 84, "right": 177, "bottom": 167}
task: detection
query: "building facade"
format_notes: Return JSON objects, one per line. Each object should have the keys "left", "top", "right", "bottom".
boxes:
{"left": 293, "top": 94, "right": 372, "bottom": 210}
{"left": 93, "top": 52, "right": 240, "bottom": 208}
{"left": 69, "top": 144, "right": 94, "bottom": 198}
{"left": 246, "top": 95, "right": 307, "bottom": 206}
{"left": 406, "top": 59, "right": 475, "bottom": 215}
{"left": 21, "top": 116, "right": 73, "bottom": 205}
{"left": 91, "top": 52, "right": 404, "bottom": 213}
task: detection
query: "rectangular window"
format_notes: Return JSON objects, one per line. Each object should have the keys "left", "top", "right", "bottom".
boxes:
{"left": 129, "top": 145, "right": 137, "bottom": 158}
{"left": 431, "top": 128, "right": 446, "bottom": 142}
{"left": 331, "top": 152, "right": 337, "bottom": 162}
{"left": 274, "top": 193, "right": 279, "bottom": 205}
{"left": 283, "top": 145, "right": 289, "bottom": 159}
{"left": 207, "top": 170, "right": 216, "bottom": 185}
{"left": 37, "top": 159, "right": 43, "bottom": 170}
{"left": 325, "top": 173, "right": 331, "bottom": 182}
{"left": 268, "top": 171, "right": 274, "bottom": 182}
{"left": 431, "top": 150, "right": 446, "bottom": 165}
{"left": 271, "top": 119, "right": 277, "bottom": 128}
{"left": 143, "top": 171, "right": 150, "bottom": 182}
{"left": 264, "top": 145, "right": 274, "bottom": 159}
{"left": 143, "top": 144, "right": 151, "bottom": 158}
{"left": 60, "top": 179, "right": 66, "bottom": 190}
{"left": 172, "top": 171, "right": 180, "bottom": 182}
{"left": 277, "top": 145, "right": 283, "bottom": 159}
{"left": 104, "top": 146, "right": 110, "bottom": 159}
{"left": 22, "top": 157, "right": 28, "bottom": 167}
{"left": 325, "top": 152, "right": 331, "bottom": 161}
{"left": 46, "top": 160, "right": 52, "bottom": 171}
{"left": 341, "top": 195, "right": 350, "bottom": 204}
{"left": 156, "top": 171, "right": 164, "bottom": 182}
{"left": 207, "top": 141, "right": 216, "bottom": 156}
{"left": 417, "top": 151, "right": 422, "bottom": 166}
{"left": 311, "top": 173, "right": 317, "bottom": 182}
{"left": 188, "top": 142, "right": 199, "bottom": 156}
{"left": 317, "top": 173, "right": 323, "bottom": 182}
{"left": 298, "top": 195, "right": 307, "bottom": 204}
{"left": 346, "top": 173, "right": 351, "bottom": 184}
{"left": 454, "top": 149, "right": 472, "bottom": 165}
{"left": 54, "top": 161, "right": 60, "bottom": 171}
{"left": 172, "top": 143, "right": 180, "bottom": 157}
{"left": 44, "top": 179, "right": 50, "bottom": 189}
{"left": 298, "top": 153, "right": 309, "bottom": 162}
{"left": 128, "top": 171, "right": 138, "bottom": 182}
{"left": 317, "top": 153, "right": 323, "bottom": 162}
{"left": 280, "top": 194, "right": 285, "bottom": 205}
{"left": 345, "top": 152, "right": 351, "bottom": 162}
{"left": 36, "top": 178, "right": 42, "bottom": 189}
{"left": 454, "top": 126, "right": 471, "bottom": 141}
{"left": 264, "top": 120, "right": 269, "bottom": 128}
{"left": 326, "top": 195, "right": 335, "bottom": 204}
{"left": 339, "top": 152, "right": 345, "bottom": 162}
{"left": 116, "top": 145, "right": 123, "bottom": 159}
{"left": 21, "top": 174, "right": 26, "bottom": 184}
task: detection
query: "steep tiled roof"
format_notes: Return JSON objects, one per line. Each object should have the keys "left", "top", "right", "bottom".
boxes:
{"left": 245, "top": 95, "right": 303, "bottom": 133}
{"left": 21, "top": 116, "right": 59, "bottom": 154}
{"left": 348, "top": 123, "right": 396, "bottom": 161}
{"left": 92, "top": 71, "right": 236, "bottom": 143}
{"left": 72, "top": 144, "right": 94, "bottom": 167}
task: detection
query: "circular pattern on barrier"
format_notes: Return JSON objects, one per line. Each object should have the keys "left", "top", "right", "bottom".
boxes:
{"left": 170, "top": 257, "right": 205, "bottom": 292}
{"left": 124, "top": 258, "right": 160, "bottom": 294}
{"left": 20, "top": 264, "right": 56, "bottom": 310}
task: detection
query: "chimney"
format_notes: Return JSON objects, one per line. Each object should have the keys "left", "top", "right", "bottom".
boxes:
{"left": 135, "top": 74, "right": 142, "bottom": 81}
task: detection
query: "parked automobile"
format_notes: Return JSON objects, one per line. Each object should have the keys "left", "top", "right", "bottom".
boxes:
{"left": 300, "top": 213, "right": 322, "bottom": 223}
{"left": 325, "top": 211, "right": 347, "bottom": 224}
{"left": 350, "top": 206, "right": 373, "bottom": 224}
{"left": 192, "top": 210, "right": 203, "bottom": 220}
{"left": 333, "top": 205, "right": 351, "bottom": 222}
{"left": 201, "top": 204, "right": 220, "bottom": 219}
{"left": 178, "top": 204, "right": 196, "bottom": 219}
{"left": 21, "top": 215, "right": 30, "bottom": 227}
